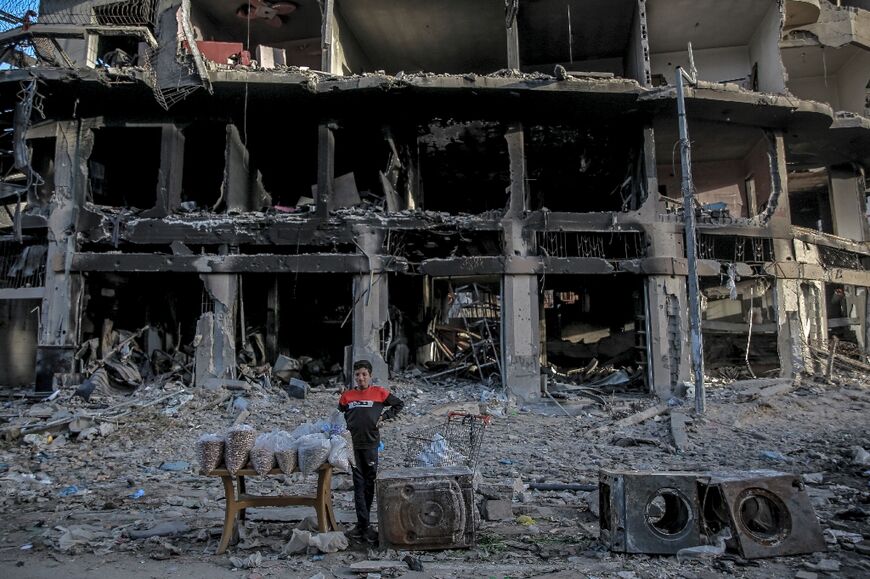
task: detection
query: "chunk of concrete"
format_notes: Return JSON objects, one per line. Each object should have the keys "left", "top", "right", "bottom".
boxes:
{"left": 482, "top": 499, "right": 513, "bottom": 521}
{"left": 285, "top": 377, "right": 309, "bottom": 399}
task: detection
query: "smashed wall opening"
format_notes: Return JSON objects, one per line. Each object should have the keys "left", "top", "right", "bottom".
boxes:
{"left": 181, "top": 121, "right": 228, "bottom": 209}
{"left": 542, "top": 275, "right": 646, "bottom": 389}
{"left": 701, "top": 276, "right": 780, "bottom": 377}
{"left": 648, "top": 0, "right": 786, "bottom": 93}
{"left": 655, "top": 121, "right": 773, "bottom": 219}
{"left": 189, "top": 0, "right": 323, "bottom": 69}
{"left": 526, "top": 123, "right": 643, "bottom": 212}
{"left": 518, "top": 0, "right": 641, "bottom": 80}
{"left": 418, "top": 121, "right": 510, "bottom": 215}
{"left": 88, "top": 127, "right": 162, "bottom": 209}
{"left": 239, "top": 273, "right": 351, "bottom": 385}
{"left": 825, "top": 283, "right": 868, "bottom": 352}
{"left": 81, "top": 272, "right": 203, "bottom": 362}
{"left": 333, "top": 121, "right": 415, "bottom": 211}
{"left": 0, "top": 298, "right": 40, "bottom": 387}
{"left": 381, "top": 274, "right": 425, "bottom": 375}
{"left": 403, "top": 277, "right": 503, "bottom": 383}
{"left": 333, "top": 0, "right": 506, "bottom": 75}
{"left": 244, "top": 119, "right": 317, "bottom": 209}
{"left": 789, "top": 167, "right": 833, "bottom": 232}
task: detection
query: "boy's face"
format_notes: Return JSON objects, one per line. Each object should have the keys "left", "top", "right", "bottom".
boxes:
{"left": 354, "top": 367, "right": 372, "bottom": 389}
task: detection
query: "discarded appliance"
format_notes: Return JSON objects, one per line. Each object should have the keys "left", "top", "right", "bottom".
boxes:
{"left": 599, "top": 469, "right": 704, "bottom": 554}
{"left": 699, "top": 470, "right": 826, "bottom": 559}
{"left": 377, "top": 466, "right": 477, "bottom": 550}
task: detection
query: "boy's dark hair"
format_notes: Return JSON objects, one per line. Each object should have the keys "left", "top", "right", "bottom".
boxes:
{"left": 353, "top": 359, "right": 373, "bottom": 372}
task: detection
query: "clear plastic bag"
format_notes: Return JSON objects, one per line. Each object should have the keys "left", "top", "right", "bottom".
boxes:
{"left": 328, "top": 435, "right": 352, "bottom": 473}
{"left": 676, "top": 528, "right": 732, "bottom": 563}
{"left": 289, "top": 422, "right": 319, "bottom": 439}
{"left": 415, "top": 433, "right": 465, "bottom": 467}
{"left": 297, "top": 433, "right": 331, "bottom": 474}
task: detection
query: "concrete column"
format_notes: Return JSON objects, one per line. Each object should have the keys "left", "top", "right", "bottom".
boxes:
{"left": 266, "top": 275, "right": 280, "bottom": 363}
{"left": 501, "top": 123, "right": 540, "bottom": 401}
{"left": 506, "top": 3, "right": 520, "bottom": 70}
{"left": 774, "top": 277, "right": 807, "bottom": 377}
{"left": 645, "top": 276, "right": 690, "bottom": 399}
{"left": 316, "top": 122, "right": 335, "bottom": 219}
{"left": 502, "top": 273, "right": 540, "bottom": 401}
{"left": 144, "top": 124, "right": 185, "bottom": 217}
{"left": 351, "top": 227, "right": 389, "bottom": 383}
{"left": 36, "top": 121, "right": 89, "bottom": 391}
{"left": 644, "top": 184, "right": 691, "bottom": 399}
{"left": 195, "top": 273, "right": 238, "bottom": 386}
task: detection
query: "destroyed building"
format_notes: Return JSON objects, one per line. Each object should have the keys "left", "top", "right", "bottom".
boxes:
{"left": 0, "top": 0, "right": 869, "bottom": 401}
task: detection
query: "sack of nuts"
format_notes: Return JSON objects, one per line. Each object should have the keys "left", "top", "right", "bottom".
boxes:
{"left": 224, "top": 424, "right": 256, "bottom": 474}
{"left": 249, "top": 433, "right": 277, "bottom": 475}
{"left": 274, "top": 431, "right": 300, "bottom": 474}
{"left": 196, "top": 433, "right": 225, "bottom": 474}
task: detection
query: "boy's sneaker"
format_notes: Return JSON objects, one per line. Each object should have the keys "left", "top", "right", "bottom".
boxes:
{"left": 346, "top": 524, "right": 368, "bottom": 540}
{"left": 364, "top": 527, "right": 379, "bottom": 543}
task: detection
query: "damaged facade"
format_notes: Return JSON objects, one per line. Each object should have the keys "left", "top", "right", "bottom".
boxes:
{"left": 0, "top": 0, "right": 869, "bottom": 402}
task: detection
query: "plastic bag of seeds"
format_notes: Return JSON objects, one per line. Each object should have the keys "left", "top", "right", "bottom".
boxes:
{"left": 274, "top": 432, "right": 300, "bottom": 474}
{"left": 224, "top": 424, "right": 257, "bottom": 474}
{"left": 249, "top": 433, "right": 277, "bottom": 475}
{"left": 341, "top": 430, "right": 356, "bottom": 468}
{"left": 196, "top": 433, "right": 225, "bottom": 474}
{"left": 328, "top": 434, "right": 352, "bottom": 472}
{"left": 297, "top": 433, "right": 331, "bottom": 474}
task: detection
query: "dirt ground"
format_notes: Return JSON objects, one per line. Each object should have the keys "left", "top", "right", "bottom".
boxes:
{"left": 1, "top": 370, "right": 868, "bottom": 578}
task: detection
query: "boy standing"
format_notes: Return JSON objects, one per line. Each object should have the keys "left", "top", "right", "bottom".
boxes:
{"left": 338, "top": 359, "right": 404, "bottom": 541}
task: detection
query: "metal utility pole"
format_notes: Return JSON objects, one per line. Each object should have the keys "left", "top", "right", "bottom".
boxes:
{"left": 676, "top": 45, "right": 706, "bottom": 414}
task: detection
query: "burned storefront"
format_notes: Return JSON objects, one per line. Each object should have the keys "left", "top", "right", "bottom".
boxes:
{"left": 0, "top": 0, "right": 868, "bottom": 405}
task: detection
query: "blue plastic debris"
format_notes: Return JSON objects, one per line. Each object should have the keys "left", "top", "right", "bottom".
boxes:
{"left": 499, "top": 458, "right": 514, "bottom": 465}
{"left": 59, "top": 485, "right": 79, "bottom": 497}
{"left": 759, "top": 450, "right": 790, "bottom": 463}
{"left": 311, "top": 554, "right": 325, "bottom": 561}
{"left": 129, "top": 488, "right": 145, "bottom": 499}
{"left": 377, "top": 441, "right": 385, "bottom": 453}
{"left": 159, "top": 461, "right": 190, "bottom": 472}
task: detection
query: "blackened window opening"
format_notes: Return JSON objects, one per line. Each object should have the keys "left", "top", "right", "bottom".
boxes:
{"left": 419, "top": 121, "right": 510, "bottom": 215}
{"left": 526, "top": 124, "right": 641, "bottom": 212}
{"left": 89, "top": 128, "right": 162, "bottom": 209}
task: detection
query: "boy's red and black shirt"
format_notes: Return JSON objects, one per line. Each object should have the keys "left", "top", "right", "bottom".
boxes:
{"left": 338, "top": 386, "right": 404, "bottom": 450}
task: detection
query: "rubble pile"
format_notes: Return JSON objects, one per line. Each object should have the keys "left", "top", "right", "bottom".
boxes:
{"left": 0, "top": 366, "right": 867, "bottom": 577}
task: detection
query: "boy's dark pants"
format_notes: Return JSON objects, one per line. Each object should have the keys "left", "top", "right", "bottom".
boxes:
{"left": 352, "top": 447, "right": 379, "bottom": 528}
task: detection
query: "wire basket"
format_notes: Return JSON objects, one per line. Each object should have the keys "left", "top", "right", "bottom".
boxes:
{"left": 405, "top": 411, "right": 491, "bottom": 470}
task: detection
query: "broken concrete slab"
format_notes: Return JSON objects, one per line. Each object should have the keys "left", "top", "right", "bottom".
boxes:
{"left": 670, "top": 411, "right": 690, "bottom": 452}
{"left": 127, "top": 521, "right": 190, "bottom": 540}
{"left": 481, "top": 499, "right": 513, "bottom": 521}
{"left": 349, "top": 561, "right": 408, "bottom": 573}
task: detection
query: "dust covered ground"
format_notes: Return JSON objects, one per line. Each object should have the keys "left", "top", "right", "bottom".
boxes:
{"left": 0, "top": 371, "right": 868, "bottom": 578}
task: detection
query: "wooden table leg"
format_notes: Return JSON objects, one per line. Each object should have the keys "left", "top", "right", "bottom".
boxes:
{"left": 238, "top": 475, "right": 247, "bottom": 521}
{"left": 314, "top": 467, "right": 335, "bottom": 532}
{"left": 217, "top": 475, "right": 238, "bottom": 555}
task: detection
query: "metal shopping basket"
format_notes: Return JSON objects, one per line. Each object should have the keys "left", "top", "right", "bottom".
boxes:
{"left": 405, "top": 411, "right": 491, "bottom": 470}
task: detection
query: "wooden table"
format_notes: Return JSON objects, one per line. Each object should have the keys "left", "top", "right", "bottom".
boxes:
{"left": 207, "top": 464, "right": 338, "bottom": 554}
